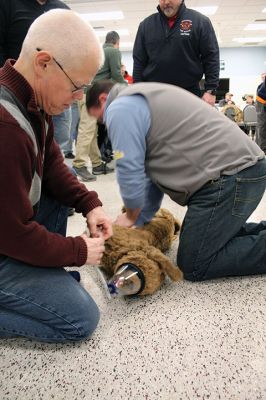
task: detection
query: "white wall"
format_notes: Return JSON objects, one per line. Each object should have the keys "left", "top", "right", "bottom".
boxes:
{"left": 121, "top": 46, "right": 266, "bottom": 108}
{"left": 220, "top": 47, "right": 266, "bottom": 108}
{"left": 121, "top": 51, "right": 133, "bottom": 75}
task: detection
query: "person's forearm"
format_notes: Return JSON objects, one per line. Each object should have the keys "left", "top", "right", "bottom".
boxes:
{"left": 135, "top": 181, "right": 164, "bottom": 226}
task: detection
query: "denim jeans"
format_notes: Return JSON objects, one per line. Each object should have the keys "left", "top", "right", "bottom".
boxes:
{"left": 53, "top": 108, "right": 72, "bottom": 154}
{"left": 70, "top": 101, "right": 80, "bottom": 143}
{"left": 177, "top": 158, "right": 266, "bottom": 281}
{"left": 0, "top": 193, "right": 99, "bottom": 342}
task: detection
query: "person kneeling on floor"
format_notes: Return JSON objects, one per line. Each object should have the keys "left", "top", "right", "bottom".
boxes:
{"left": 0, "top": 10, "right": 113, "bottom": 343}
{"left": 86, "top": 80, "right": 266, "bottom": 282}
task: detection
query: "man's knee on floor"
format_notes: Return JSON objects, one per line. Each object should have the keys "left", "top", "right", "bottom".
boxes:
{"left": 182, "top": 271, "right": 206, "bottom": 282}
{"left": 177, "top": 254, "right": 207, "bottom": 283}
{"left": 60, "top": 298, "right": 100, "bottom": 342}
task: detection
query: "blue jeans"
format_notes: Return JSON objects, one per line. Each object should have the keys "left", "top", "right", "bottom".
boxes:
{"left": 53, "top": 108, "right": 72, "bottom": 154}
{"left": 70, "top": 101, "right": 80, "bottom": 143}
{"left": 0, "top": 193, "right": 99, "bottom": 342}
{"left": 177, "top": 159, "right": 266, "bottom": 281}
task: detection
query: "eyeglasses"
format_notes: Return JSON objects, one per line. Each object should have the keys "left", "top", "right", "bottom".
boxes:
{"left": 36, "top": 48, "right": 89, "bottom": 94}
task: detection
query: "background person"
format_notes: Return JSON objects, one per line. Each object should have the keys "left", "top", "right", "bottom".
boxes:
{"left": 72, "top": 31, "right": 126, "bottom": 182}
{"left": 0, "top": 0, "right": 69, "bottom": 65}
{"left": 256, "top": 73, "right": 266, "bottom": 155}
{"left": 133, "top": 0, "right": 220, "bottom": 106}
{"left": 218, "top": 92, "right": 235, "bottom": 107}
{"left": 0, "top": 10, "right": 112, "bottom": 343}
{"left": 243, "top": 94, "right": 255, "bottom": 105}
{"left": 86, "top": 81, "right": 266, "bottom": 282}
{"left": 121, "top": 64, "right": 133, "bottom": 84}
{"left": 64, "top": 100, "right": 80, "bottom": 159}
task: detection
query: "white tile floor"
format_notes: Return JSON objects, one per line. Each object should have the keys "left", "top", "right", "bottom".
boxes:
{"left": 0, "top": 170, "right": 266, "bottom": 400}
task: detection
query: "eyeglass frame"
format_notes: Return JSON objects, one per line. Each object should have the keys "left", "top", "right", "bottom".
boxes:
{"left": 36, "top": 48, "right": 89, "bottom": 93}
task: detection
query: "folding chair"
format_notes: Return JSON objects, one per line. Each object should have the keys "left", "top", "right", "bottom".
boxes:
{"left": 243, "top": 105, "right": 257, "bottom": 140}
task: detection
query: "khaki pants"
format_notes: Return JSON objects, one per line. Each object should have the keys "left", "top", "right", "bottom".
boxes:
{"left": 73, "top": 95, "right": 101, "bottom": 168}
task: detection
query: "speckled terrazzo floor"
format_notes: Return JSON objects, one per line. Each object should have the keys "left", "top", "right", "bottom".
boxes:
{"left": 1, "top": 169, "right": 266, "bottom": 400}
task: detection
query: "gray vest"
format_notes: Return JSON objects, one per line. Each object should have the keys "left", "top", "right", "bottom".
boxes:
{"left": 115, "top": 83, "right": 264, "bottom": 205}
{"left": 0, "top": 86, "right": 43, "bottom": 207}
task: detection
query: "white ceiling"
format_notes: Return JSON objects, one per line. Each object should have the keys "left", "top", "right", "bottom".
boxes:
{"left": 63, "top": 0, "right": 266, "bottom": 50}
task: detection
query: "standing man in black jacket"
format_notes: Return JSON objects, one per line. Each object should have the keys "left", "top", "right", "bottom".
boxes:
{"left": 0, "top": 0, "right": 69, "bottom": 66}
{"left": 133, "top": 0, "right": 220, "bottom": 106}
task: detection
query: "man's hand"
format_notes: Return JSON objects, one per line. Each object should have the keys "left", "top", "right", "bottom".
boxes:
{"left": 114, "top": 213, "right": 135, "bottom": 228}
{"left": 80, "top": 234, "right": 105, "bottom": 265}
{"left": 202, "top": 92, "right": 216, "bottom": 106}
{"left": 86, "top": 206, "right": 113, "bottom": 240}
{"left": 114, "top": 208, "right": 141, "bottom": 228}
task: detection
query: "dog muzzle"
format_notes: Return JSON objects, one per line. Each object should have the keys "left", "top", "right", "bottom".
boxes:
{"left": 107, "top": 263, "right": 145, "bottom": 297}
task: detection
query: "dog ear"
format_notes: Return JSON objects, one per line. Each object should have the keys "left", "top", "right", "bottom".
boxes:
{"left": 155, "top": 208, "right": 181, "bottom": 236}
{"left": 147, "top": 246, "right": 183, "bottom": 281}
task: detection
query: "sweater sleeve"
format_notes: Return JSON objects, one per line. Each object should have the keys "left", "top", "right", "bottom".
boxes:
{"left": 0, "top": 117, "right": 100, "bottom": 268}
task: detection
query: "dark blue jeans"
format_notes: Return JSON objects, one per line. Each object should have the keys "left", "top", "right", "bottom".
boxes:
{"left": 177, "top": 159, "right": 266, "bottom": 281}
{"left": 52, "top": 108, "right": 72, "bottom": 153}
{"left": 0, "top": 193, "right": 99, "bottom": 342}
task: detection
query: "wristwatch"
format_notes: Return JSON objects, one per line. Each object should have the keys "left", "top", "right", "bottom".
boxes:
{"left": 206, "top": 89, "right": 217, "bottom": 95}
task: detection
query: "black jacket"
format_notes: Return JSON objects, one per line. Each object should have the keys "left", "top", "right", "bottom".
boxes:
{"left": 133, "top": 2, "right": 219, "bottom": 91}
{"left": 0, "top": 0, "right": 69, "bottom": 67}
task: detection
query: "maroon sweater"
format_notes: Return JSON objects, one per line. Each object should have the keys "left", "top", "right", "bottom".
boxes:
{"left": 0, "top": 60, "right": 102, "bottom": 267}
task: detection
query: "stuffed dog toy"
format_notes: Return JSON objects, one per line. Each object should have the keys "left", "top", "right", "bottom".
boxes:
{"left": 100, "top": 209, "right": 183, "bottom": 296}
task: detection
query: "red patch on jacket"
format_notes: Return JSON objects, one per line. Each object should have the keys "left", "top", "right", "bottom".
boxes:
{"left": 180, "top": 20, "right": 192, "bottom": 31}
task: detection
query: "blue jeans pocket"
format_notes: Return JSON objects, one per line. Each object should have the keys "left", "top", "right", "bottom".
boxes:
{"left": 233, "top": 174, "right": 266, "bottom": 217}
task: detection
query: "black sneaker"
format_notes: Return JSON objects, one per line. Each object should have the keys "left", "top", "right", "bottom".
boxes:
{"left": 64, "top": 152, "right": 75, "bottom": 159}
{"left": 73, "top": 166, "right": 97, "bottom": 182}
{"left": 92, "top": 163, "right": 114, "bottom": 175}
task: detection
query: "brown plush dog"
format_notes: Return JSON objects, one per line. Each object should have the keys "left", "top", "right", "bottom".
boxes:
{"left": 100, "top": 209, "right": 183, "bottom": 296}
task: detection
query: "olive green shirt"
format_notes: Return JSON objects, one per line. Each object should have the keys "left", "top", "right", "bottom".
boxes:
{"left": 93, "top": 43, "right": 127, "bottom": 84}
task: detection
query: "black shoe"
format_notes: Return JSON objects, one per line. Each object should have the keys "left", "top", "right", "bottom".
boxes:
{"left": 64, "top": 152, "right": 75, "bottom": 159}
{"left": 92, "top": 163, "right": 114, "bottom": 175}
{"left": 73, "top": 166, "right": 97, "bottom": 182}
{"left": 68, "top": 207, "right": 75, "bottom": 217}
